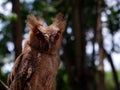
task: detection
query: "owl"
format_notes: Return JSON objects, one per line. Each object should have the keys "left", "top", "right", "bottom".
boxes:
{"left": 8, "top": 13, "right": 66, "bottom": 90}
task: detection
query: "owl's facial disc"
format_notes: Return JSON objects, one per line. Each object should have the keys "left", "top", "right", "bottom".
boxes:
{"left": 32, "top": 25, "right": 61, "bottom": 52}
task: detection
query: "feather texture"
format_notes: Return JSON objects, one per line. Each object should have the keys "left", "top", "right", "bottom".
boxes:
{"left": 8, "top": 13, "right": 66, "bottom": 90}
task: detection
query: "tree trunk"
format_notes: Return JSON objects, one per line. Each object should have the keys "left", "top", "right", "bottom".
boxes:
{"left": 89, "top": 29, "right": 97, "bottom": 90}
{"left": 71, "top": 0, "right": 88, "bottom": 90}
{"left": 62, "top": 41, "right": 77, "bottom": 90}
{"left": 11, "top": 0, "right": 22, "bottom": 59}
{"left": 89, "top": 5, "right": 98, "bottom": 90}
{"left": 96, "top": 0, "right": 105, "bottom": 90}
{"left": 61, "top": 14, "right": 77, "bottom": 89}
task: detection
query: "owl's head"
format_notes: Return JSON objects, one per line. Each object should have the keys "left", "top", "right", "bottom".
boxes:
{"left": 26, "top": 13, "right": 66, "bottom": 53}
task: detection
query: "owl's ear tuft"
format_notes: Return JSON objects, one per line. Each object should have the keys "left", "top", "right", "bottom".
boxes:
{"left": 52, "top": 13, "right": 66, "bottom": 32}
{"left": 26, "top": 14, "right": 42, "bottom": 31}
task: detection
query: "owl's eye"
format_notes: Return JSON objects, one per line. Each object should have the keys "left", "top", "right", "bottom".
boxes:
{"left": 55, "top": 34, "right": 59, "bottom": 40}
{"left": 34, "top": 29, "right": 45, "bottom": 41}
{"left": 53, "top": 31, "right": 61, "bottom": 41}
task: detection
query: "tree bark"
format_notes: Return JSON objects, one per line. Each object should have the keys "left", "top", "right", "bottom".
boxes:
{"left": 89, "top": 5, "right": 98, "bottom": 90}
{"left": 62, "top": 14, "right": 77, "bottom": 90}
{"left": 96, "top": 0, "right": 105, "bottom": 90}
{"left": 11, "top": 0, "right": 22, "bottom": 59}
{"left": 89, "top": 30, "right": 97, "bottom": 90}
{"left": 71, "top": 0, "right": 87, "bottom": 90}
{"left": 63, "top": 41, "right": 77, "bottom": 90}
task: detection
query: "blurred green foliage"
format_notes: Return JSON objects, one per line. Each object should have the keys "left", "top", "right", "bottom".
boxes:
{"left": 105, "top": 71, "right": 120, "bottom": 90}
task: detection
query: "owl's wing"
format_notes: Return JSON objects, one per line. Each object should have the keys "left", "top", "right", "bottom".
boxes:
{"left": 8, "top": 53, "right": 34, "bottom": 90}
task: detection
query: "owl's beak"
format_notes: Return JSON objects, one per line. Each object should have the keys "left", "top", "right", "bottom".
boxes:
{"left": 44, "top": 34, "right": 49, "bottom": 42}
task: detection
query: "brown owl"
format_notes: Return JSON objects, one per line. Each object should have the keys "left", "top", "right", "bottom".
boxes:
{"left": 8, "top": 13, "right": 66, "bottom": 90}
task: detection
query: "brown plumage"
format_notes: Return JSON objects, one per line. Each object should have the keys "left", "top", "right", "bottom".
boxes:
{"left": 8, "top": 13, "right": 66, "bottom": 90}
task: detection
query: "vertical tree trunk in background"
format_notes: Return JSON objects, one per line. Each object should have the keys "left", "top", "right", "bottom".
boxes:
{"left": 11, "top": 0, "right": 22, "bottom": 59}
{"left": 62, "top": 15, "right": 77, "bottom": 90}
{"left": 89, "top": 5, "right": 98, "bottom": 90}
{"left": 62, "top": 41, "right": 77, "bottom": 90}
{"left": 96, "top": 0, "right": 105, "bottom": 90}
{"left": 71, "top": 0, "right": 87, "bottom": 90}
{"left": 89, "top": 23, "right": 97, "bottom": 90}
